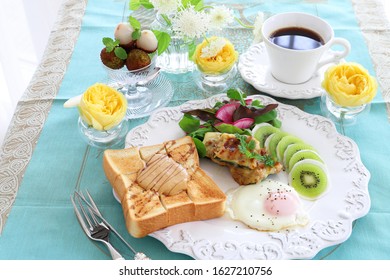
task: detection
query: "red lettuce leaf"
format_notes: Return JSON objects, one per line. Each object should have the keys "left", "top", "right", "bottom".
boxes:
{"left": 232, "top": 104, "right": 278, "bottom": 122}
{"left": 181, "top": 109, "right": 216, "bottom": 122}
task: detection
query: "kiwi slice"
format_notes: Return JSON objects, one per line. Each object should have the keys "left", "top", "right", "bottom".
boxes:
{"left": 252, "top": 123, "right": 280, "bottom": 148}
{"left": 276, "top": 135, "right": 303, "bottom": 163}
{"left": 264, "top": 133, "right": 276, "bottom": 152}
{"left": 283, "top": 143, "right": 316, "bottom": 171}
{"left": 288, "top": 150, "right": 324, "bottom": 172}
{"left": 288, "top": 159, "right": 329, "bottom": 200}
{"left": 268, "top": 131, "right": 289, "bottom": 159}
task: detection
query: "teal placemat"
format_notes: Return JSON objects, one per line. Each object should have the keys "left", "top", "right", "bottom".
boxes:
{"left": 0, "top": 0, "right": 388, "bottom": 260}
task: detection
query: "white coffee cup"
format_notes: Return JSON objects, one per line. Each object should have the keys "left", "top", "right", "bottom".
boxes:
{"left": 261, "top": 12, "right": 351, "bottom": 84}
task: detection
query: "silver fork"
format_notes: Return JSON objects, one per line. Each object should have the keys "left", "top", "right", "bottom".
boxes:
{"left": 72, "top": 190, "right": 150, "bottom": 260}
{"left": 71, "top": 192, "right": 124, "bottom": 260}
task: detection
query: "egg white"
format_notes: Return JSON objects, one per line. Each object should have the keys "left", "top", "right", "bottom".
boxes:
{"left": 226, "top": 179, "right": 309, "bottom": 231}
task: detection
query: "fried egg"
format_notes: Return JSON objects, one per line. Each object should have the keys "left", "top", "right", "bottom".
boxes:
{"left": 226, "top": 179, "right": 309, "bottom": 231}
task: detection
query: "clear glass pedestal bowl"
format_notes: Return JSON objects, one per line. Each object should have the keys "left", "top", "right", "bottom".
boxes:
{"left": 320, "top": 92, "right": 370, "bottom": 126}
{"left": 104, "top": 56, "right": 174, "bottom": 119}
{"left": 193, "top": 64, "right": 238, "bottom": 96}
{"left": 78, "top": 118, "right": 128, "bottom": 149}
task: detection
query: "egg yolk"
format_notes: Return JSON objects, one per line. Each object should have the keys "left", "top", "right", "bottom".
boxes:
{"left": 264, "top": 191, "right": 300, "bottom": 216}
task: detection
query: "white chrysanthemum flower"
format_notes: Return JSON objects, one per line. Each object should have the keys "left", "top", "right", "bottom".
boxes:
{"left": 150, "top": 0, "right": 181, "bottom": 15}
{"left": 200, "top": 37, "right": 227, "bottom": 58}
{"left": 209, "top": 5, "right": 234, "bottom": 30}
{"left": 252, "top": 12, "right": 265, "bottom": 43}
{"left": 171, "top": 6, "right": 210, "bottom": 39}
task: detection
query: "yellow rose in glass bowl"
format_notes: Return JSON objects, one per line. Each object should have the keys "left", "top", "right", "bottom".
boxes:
{"left": 322, "top": 62, "right": 377, "bottom": 107}
{"left": 193, "top": 37, "right": 238, "bottom": 95}
{"left": 321, "top": 62, "right": 378, "bottom": 122}
{"left": 77, "top": 83, "right": 128, "bottom": 148}
{"left": 194, "top": 36, "right": 238, "bottom": 74}
{"left": 79, "top": 83, "right": 127, "bottom": 130}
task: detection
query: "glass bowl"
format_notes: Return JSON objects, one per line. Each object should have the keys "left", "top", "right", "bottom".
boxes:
{"left": 104, "top": 55, "right": 174, "bottom": 119}
{"left": 193, "top": 64, "right": 238, "bottom": 96}
{"left": 78, "top": 117, "right": 128, "bottom": 149}
{"left": 320, "top": 92, "right": 370, "bottom": 126}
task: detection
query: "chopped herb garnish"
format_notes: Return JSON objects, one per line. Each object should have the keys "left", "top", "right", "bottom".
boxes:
{"left": 235, "top": 134, "right": 275, "bottom": 167}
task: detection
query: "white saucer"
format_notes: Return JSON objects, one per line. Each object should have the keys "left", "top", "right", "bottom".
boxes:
{"left": 238, "top": 42, "right": 333, "bottom": 99}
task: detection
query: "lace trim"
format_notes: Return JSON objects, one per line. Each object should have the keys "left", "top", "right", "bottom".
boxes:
{"left": 0, "top": 0, "right": 88, "bottom": 234}
{"left": 351, "top": 0, "right": 390, "bottom": 121}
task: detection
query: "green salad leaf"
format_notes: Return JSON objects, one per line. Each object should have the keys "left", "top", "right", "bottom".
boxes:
{"left": 192, "top": 138, "right": 207, "bottom": 158}
{"left": 179, "top": 113, "right": 200, "bottom": 133}
{"left": 215, "top": 123, "right": 244, "bottom": 134}
{"left": 189, "top": 124, "right": 214, "bottom": 140}
{"left": 227, "top": 88, "right": 247, "bottom": 105}
{"left": 254, "top": 110, "right": 277, "bottom": 124}
{"left": 178, "top": 88, "right": 282, "bottom": 157}
{"left": 250, "top": 99, "right": 262, "bottom": 108}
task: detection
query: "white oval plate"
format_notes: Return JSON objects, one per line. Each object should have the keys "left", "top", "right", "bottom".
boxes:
{"left": 125, "top": 94, "right": 370, "bottom": 260}
{"left": 238, "top": 43, "right": 335, "bottom": 99}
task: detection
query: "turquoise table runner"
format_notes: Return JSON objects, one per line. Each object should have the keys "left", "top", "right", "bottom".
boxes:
{"left": 0, "top": 0, "right": 389, "bottom": 259}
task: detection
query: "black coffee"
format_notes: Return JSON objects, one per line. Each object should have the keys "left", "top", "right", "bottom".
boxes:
{"left": 270, "top": 27, "right": 324, "bottom": 50}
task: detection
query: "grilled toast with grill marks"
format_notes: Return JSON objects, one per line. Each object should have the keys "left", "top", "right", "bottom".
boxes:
{"left": 103, "top": 136, "right": 226, "bottom": 238}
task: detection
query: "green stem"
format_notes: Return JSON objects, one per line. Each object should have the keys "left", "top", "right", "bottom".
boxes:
{"left": 161, "top": 14, "right": 172, "bottom": 26}
{"left": 234, "top": 17, "right": 254, "bottom": 29}
{"left": 203, "top": 34, "right": 210, "bottom": 44}
{"left": 198, "top": 5, "right": 213, "bottom": 11}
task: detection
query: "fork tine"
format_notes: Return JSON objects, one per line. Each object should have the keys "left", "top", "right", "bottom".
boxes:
{"left": 84, "top": 190, "right": 104, "bottom": 227}
{"left": 76, "top": 192, "right": 94, "bottom": 229}
{"left": 85, "top": 190, "right": 102, "bottom": 216}
{"left": 79, "top": 191, "right": 99, "bottom": 225}
{"left": 77, "top": 190, "right": 139, "bottom": 256}
{"left": 85, "top": 202, "right": 100, "bottom": 226}
{"left": 71, "top": 194, "right": 91, "bottom": 237}
{"left": 76, "top": 191, "right": 100, "bottom": 227}
{"left": 73, "top": 190, "right": 150, "bottom": 259}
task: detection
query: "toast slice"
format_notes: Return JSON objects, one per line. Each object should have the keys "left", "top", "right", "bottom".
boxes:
{"left": 103, "top": 136, "right": 226, "bottom": 238}
{"left": 164, "top": 136, "right": 199, "bottom": 174}
{"left": 103, "top": 147, "right": 145, "bottom": 201}
{"left": 122, "top": 184, "right": 168, "bottom": 238}
{"left": 187, "top": 168, "right": 226, "bottom": 220}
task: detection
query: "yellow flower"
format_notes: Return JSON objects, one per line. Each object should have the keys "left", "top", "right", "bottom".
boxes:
{"left": 193, "top": 36, "right": 238, "bottom": 74}
{"left": 322, "top": 62, "right": 378, "bottom": 107}
{"left": 78, "top": 83, "right": 127, "bottom": 130}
